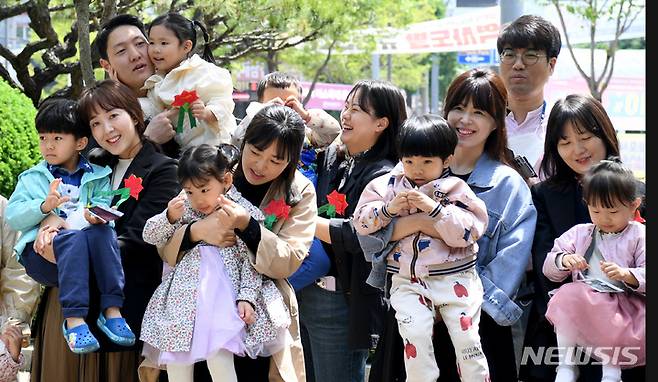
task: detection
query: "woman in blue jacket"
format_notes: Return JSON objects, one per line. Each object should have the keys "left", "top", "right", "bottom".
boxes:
{"left": 367, "top": 68, "right": 536, "bottom": 382}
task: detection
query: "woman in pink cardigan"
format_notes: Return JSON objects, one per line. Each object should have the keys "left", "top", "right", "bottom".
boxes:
{"left": 542, "top": 158, "right": 645, "bottom": 382}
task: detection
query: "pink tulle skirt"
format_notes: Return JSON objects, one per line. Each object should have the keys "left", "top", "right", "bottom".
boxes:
{"left": 546, "top": 282, "right": 645, "bottom": 368}
{"left": 142, "top": 246, "right": 246, "bottom": 366}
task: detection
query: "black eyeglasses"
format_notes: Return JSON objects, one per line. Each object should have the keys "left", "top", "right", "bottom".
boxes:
{"left": 499, "top": 49, "right": 547, "bottom": 66}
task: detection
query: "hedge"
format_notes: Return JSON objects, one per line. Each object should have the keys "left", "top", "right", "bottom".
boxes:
{"left": 0, "top": 78, "right": 40, "bottom": 198}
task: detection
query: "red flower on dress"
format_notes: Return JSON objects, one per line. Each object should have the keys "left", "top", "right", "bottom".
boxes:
{"left": 326, "top": 190, "right": 348, "bottom": 215}
{"left": 171, "top": 90, "right": 199, "bottom": 107}
{"left": 124, "top": 174, "right": 144, "bottom": 200}
{"left": 318, "top": 190, "right": 348, "bottom": 218}
{"left": 262, "top": 198, "right": 291, "bottom": 230}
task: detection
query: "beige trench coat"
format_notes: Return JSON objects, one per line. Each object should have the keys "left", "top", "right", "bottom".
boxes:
{"left": 139, "top": 171, "right": 316, "bottom": 382}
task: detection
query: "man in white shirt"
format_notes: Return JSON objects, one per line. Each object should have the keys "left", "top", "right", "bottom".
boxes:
{"left": 497, "top": 15, "right": 561, "bottom": 180}
{"left": 94, "top": 14, "right": 179, "bottom": 158}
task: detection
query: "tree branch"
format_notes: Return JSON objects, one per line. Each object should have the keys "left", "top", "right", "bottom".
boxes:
{"left": 0, "top": 1, "right": 33, "bottom": 22}
{"left": 303, "top": 38, "right": 337, "bottom": 106}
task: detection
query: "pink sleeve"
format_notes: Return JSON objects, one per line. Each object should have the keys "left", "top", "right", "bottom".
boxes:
{"left": 627, "top": 224, "right": 645, "bottom": 294}
{"left": 353, "top": 174, "right": 395, "bottom": 235}
{"left": 433, "top": 181, "right": 488, "bottom": 248}
{"left": 542, "top": 226, "right": 584, "bottom": 282}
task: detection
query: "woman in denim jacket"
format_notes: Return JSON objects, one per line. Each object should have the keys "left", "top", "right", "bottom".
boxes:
{"left": 366, "top": 68, "right": 536, "bottom": 382}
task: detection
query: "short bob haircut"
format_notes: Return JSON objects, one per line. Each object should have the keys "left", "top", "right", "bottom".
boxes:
{"left": 540, "top": 94, "right": 620, "bottom": 186}
{"left": 77, "top": 79, "right": 146, "bottom": 140}
{"left": 237, "top": 104, "right": 305, "bottom": 204}
{"left": 443, "top": 68, "right": 514, "bottom": 168}
{"left": 397, "top": 114, "right": 457, "bottom": 160}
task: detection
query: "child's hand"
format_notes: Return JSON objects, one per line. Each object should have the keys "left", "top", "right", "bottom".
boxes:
{"left": 561, "top": 253, "right": 589, "bottom": 271}
{"left": 406, "top": 190, "right": 439, "bottom": 213}
{"left": 386, "top": 192, "right": 409, "bottom": 216}
{"left": 237, "top": 301, "right": 255, "bottom": 325}
{"left": 1, "top": 323, "right": 23, "bottom": 362}
{"left": 284, "top": 96, "right": 311, "bottom": 122}
{"left": 167, "top": 194, "right": 186, "bottom": 223}
{"left": 600, "top": 261, "right": 639, "bottom": 287}
{"left": 41, "top": 178, "right": 70, "bottom": 213}
{"left": 83, "top": 208, "right": 107, "bottom": 225}
{"left": 190, "top": 99, "right": 217, "bottom": 123}
{"left": 265, "top": 97, "right": 286, "bottom": 107}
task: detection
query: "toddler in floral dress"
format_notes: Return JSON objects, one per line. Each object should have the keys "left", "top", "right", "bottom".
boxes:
{"left": 140, "top": 143, "right": 290, "bottom": 382}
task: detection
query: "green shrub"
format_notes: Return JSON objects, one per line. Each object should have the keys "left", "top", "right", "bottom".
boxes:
{"left": 0, "top": 79, "right": 39, "bottom": 198}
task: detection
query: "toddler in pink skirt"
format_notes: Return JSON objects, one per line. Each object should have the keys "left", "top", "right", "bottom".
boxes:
{"left": 543, "top": 158, "right": 645, "bottom": 382}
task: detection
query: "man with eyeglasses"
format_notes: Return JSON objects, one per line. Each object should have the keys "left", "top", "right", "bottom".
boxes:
{"left": 497, "top": 14, "right": 562, "bottom": 382}
{"left": 497, "top": 14, "right": 561, "bottom": 181}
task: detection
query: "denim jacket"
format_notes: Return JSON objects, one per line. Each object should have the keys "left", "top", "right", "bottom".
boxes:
{"left": 359, "top": 153, "right": 536, "bottom": 326}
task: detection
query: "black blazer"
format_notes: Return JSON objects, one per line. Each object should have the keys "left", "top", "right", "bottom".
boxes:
{"left": 87, "top": 140, "right": 181, "bottom": 351}
{"left": 316, "top": 145, "right": 394, "bottom": 349}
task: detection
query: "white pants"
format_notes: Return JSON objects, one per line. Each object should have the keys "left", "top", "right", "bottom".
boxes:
{"left": 166, "top": 349, "right": 237, "bottom": 382}
{"left": 390, "top": 269, "right": 490, "bottom": 382}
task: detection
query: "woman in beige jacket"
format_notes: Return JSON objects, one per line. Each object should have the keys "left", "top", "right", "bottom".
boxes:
{"left": 0, "top": 195, "right": 40, "bottom": 339}
{"left": 152, "top": 104, "right": 316, "bottom": 382}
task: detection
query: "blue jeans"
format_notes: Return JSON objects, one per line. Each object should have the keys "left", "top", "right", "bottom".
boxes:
{"left": 20, "top": 224, "right": 124, "bottom": 318}
{"left": 297, "top": 283, "right": 369, "bottom": 382}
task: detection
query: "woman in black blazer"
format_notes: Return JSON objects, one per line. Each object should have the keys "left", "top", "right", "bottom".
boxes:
{"left": 520, "top": 94, "right": 645, "bottom": 382}
{"left": 29, "top": 80, "right": 181, "bottom": 382}
{"left": 296, "top": 80, "right": 408, "bottom": 382}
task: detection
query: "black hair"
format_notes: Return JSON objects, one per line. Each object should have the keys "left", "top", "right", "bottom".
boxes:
{"left": 178, "top": 143, "right": 240, "bottom": 187}
{"left": 344, "top": 80, "right": 407, "bottom": 162}
{"left": 497, "top": 14, "right": 561, "bottom": 59}
{"left": 397, "top": 114, "right": 457, "bottom": 160}
{"left": 582, "top": 156, "right": 638, "bottom": 208}
{"left": 541, "top": 94, "right": 620, "bottom": 185}
{"left": 35, "top": 98, "right": 90, "bottom": 139}
{"left": 148, "top": 13, "right": 214, "bottom": 63}
{"left": 78, "top": 80, "right": 146, "bottom": 139}
{"left": 443, "top": 68, "right": 515, "bottom": 167}
{"left": 256, "top": 72, "right": 303, "bottom": 102}
{"left": 96, "top": 14, "right": 147, "bottom": 60}
{"left": 237, "top": 104, "right": 305, "bottom": 203}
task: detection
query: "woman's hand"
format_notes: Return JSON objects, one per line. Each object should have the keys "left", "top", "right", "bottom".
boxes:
{"left": 600, "top": 261, "right": 639, "bottom": 287}
{"left": 237, "top": 301, "right": 256, "bottom": 325}
{"left": 1, "top": 323, "right": 23, "bottom": 362}
{"left": 33, "top": 225, "right": 59, "bottom": 263}
{"left": 84, "top": 209, "right": 107, "bottom": 225}
{"left": 190, "top": 212, "right": 237, "bottom": 248}
{"left": 561, "top": 253, "right": 589, "bottom": 271}
{"left": 216, "top": 195, "right": 250, "bottom": 231}
{"left": 389, "top": 214, "right": 441, "bottom": 241}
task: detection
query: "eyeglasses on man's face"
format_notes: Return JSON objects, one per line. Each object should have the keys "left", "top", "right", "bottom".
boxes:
{"left": 499, "top": 49, "right": 547, "bottom": 66}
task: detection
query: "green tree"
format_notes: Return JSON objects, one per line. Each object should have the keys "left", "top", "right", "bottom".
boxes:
{"left": 551, "top": 0, "right": 645, "bottom": 100}
{"left": 0, "top": 78, "right": 39, "bottom": 198}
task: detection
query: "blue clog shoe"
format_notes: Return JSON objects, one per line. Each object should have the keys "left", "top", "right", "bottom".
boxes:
{"left": 62, "top": 321, "right": 100, "bottom": 354}
{"left": 96, "top": 313, "right": 136, "bottom": 346}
